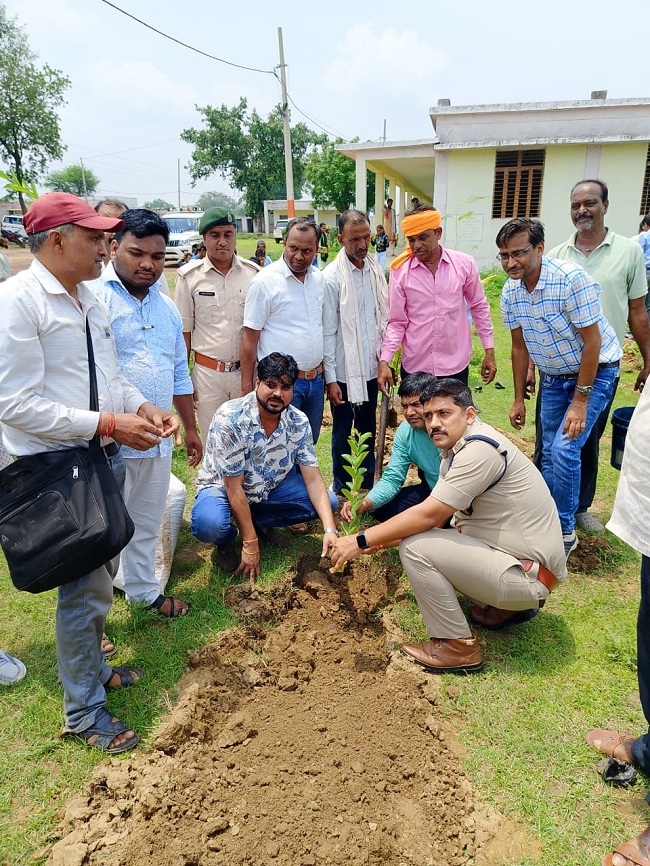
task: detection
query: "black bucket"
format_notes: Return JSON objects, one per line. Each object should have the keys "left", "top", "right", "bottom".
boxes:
{"left": 610, "top": 406, "right": 635, "bottom": 471}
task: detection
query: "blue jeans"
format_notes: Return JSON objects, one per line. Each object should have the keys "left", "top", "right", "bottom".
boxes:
{"left": 291, "top": 373, "right": 324, "bottom": 443}
{"left": 57, "top": 451, "right": 126, "bottom": 733}
{"left": 632, "top": 555, "right": 650, "bottom": 772}
{"left": 330, "top": 379, "right": 378, "bottom": 494}
{"left": 373, "top": 480, "right": 432, "bottom": 522}
{"left": 191, "top": 470, "right": 339, "bottom": 545}
{"left": 539, "top": 366, "right": 618, "bottom": 534}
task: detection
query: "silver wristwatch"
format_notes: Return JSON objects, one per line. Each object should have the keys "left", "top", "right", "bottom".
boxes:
{"left": 575, "top": 384, "right": 593, "bottom": 396}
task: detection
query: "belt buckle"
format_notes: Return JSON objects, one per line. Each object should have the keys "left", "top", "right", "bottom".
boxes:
{"left": 304, "top": 368, "right": 316, "bottom": 380}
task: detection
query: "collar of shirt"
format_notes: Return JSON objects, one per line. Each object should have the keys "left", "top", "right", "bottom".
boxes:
{"left": 408, "top": 243, "right": 451, "bottom": 274}
{"left": 567, "top": 228, "right": 613, "bottom": 253}
{"left": 31, "top": 258, "right": 102, "bottom": 312}
{"left": 101, "top": 260, "right": 165, "bottom": 297}
{"left": 278, "top": 255, "right": 318, "bottom": 285}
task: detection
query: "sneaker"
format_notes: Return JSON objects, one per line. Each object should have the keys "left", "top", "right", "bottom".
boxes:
{"left": 211, "top": 542, "right": 239, "bottom": 573}
{"left": 575, "top": 511, "right": 605, "bottom": 533}
{"left": 563, "top": 531, "right": 578, "bottom": 558}
{"left": 0, "top": 651, "right": 26, "bottom": 685}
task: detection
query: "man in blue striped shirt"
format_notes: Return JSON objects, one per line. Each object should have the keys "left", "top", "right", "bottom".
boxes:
{"left": 498, "top": 217, "right": 621, "bottom": 557}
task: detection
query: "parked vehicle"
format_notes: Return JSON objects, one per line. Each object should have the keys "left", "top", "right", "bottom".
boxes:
{"left": 1, "top": 226, "right": 26, "bottom": 248}
{"left": 273, "top": 218, "right": 290, "bottom": 243}
{"left": 162, "top": 211, "right": 204, "bottom": 263}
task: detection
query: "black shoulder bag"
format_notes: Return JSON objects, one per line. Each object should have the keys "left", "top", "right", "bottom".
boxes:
{"left": 0, "top": 322, "right": 134, "bottom": 593}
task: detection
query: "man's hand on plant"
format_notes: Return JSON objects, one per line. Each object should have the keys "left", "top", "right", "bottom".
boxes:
{"left": 340, "top": 497, "right": 372, "bottom": 522}
{"left": 329, "top": 534, "right": 362, "bottom": 568}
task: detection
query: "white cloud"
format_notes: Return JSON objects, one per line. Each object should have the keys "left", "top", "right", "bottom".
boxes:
{"left": 321, "top": 25, "right": 448, "bottom": 97}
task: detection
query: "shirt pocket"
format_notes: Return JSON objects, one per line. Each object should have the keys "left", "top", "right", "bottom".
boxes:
{"left": 194, "top": 292, "right": 221, "bottom": 324}
{"left": 542, "top": 312, "right": 576, "bottom": 342}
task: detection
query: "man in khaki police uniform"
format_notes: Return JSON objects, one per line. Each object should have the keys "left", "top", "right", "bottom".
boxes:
{"left": 174, "top": 207, "right": 259, "bottom": 445}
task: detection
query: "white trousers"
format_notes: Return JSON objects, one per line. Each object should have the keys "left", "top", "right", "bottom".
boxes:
{"left": 399, "top": 528, "right": 548, "bottom": 639}
{"left": 192, "top": 363, "right": 241, "bottom": 448}
{"left": 117, "top": 453, "right": 173, "bottom": 604}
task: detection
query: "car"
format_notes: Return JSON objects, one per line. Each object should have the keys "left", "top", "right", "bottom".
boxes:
{"left": 273, "top": 218, "right": 290, "bottom": 243}
{"left": 162, "top": 211, "right": 204, "bottom": 263}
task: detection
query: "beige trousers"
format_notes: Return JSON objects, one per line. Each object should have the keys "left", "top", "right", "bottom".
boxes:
{"left": 399, "top": 528, "right": 548, "bottom": 639}
{"left": 192, "top": 364, "right": 241, "bottom": 447}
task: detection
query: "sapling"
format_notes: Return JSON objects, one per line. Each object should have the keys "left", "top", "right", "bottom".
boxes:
{"left": 330, "top": 429, "right": 372, "bottom": 572}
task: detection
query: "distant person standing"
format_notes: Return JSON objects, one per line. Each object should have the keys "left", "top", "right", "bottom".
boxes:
{"left": 371, "top": 225, "right": 390, "bottom": 268}
{"left": 383, "top": 198, "right": 397, "bottom": 256}
{"left": 318, "top": 223, "right": 330, "bottom": 269}
{"left": 635, "top": 213, "right": 650, "bottom": 316}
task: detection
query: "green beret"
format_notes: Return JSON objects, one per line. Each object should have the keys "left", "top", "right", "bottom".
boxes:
{"left": 199, "top": 207, "right": 236, "bottom": 234}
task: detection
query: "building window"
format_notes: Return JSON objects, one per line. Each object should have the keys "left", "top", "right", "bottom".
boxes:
{"left": 640, "top": 144, "right": 650, "bottom": 216}
{"left": 492, "top": 150, "right": 545, "bottom": 219}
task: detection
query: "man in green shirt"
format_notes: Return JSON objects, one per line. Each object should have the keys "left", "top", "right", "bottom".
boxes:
{"left": 541, "top": 179, "right": 650, "bottom": 532}
{"left": 340, "top": 372, "right": 440, "bottom": 523}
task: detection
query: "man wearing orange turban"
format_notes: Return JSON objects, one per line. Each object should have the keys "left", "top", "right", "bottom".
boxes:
{"left": 378, "top": 204, "right": 497, "bottom": 393}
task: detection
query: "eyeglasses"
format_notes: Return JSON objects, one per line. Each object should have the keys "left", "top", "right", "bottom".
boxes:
{"left": 496, "top": 243, "right": 533, "bottom": 263}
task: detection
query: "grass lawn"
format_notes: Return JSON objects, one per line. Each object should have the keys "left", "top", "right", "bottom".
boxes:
{"left": 0, "top": 264, "right": 648, "bottom": 865}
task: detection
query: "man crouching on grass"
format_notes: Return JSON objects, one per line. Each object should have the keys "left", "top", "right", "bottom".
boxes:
{"left": 191, "top": 352, "right": 339, "bottom": 582}
{"left": 330, "top": 378, "right": 566, "bottom": 674}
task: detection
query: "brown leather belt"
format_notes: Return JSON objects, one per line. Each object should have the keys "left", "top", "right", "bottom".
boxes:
{"left": 194, "top": 352, "right": 241, "bottom": 373}
{"left": 297, "top": 362, "right": 323, "bottom": 380}
{"left": 519, "top": 558, "right": 559, "bottom": 592}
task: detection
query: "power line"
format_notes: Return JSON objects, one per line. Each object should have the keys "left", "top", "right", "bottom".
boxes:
{"left": 99, "top": 1, "right": 276, "bottom": 75}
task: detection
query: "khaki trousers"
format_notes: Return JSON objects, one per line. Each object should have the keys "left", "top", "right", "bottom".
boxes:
{"left": 399, "top": 528, "right": 548, "bottom": 639}
{"left": 192, "top": 363, "right": 241, "bottom": 447}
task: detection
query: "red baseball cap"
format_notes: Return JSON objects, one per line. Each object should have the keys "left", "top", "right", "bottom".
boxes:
{"left": 23, "top": 193, "right": 125, "bottom": 235}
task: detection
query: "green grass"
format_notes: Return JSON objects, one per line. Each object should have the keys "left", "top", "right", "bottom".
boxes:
{"left": 1, "top": 269, "right": 648, "bottom": 865}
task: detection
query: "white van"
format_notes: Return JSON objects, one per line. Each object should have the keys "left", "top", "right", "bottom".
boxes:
{"left": 162, "top": 211, "right": 204, "bottom": 263}
{"left": 2, "top": 214, "right": 27, "bottom": 241}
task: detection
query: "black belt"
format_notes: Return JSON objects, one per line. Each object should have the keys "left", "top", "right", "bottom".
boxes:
{"left": 102, "top": 442, "right": 120, "bottom": 459}
{"left": 552, "top": 361, "right": 619, "bottom": 380}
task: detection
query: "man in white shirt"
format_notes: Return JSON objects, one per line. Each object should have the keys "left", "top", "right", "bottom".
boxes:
{"left": 0, "top": 192, "right": 179, "bottom": 755}
{"left": 323, "top": 209, "right": 388, "bottom": 493}
{"left": 241, "top": 218, "right": 326, "bottom": 442}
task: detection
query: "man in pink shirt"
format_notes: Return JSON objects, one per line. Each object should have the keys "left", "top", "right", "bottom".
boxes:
{"left": 377, "top": 204, "right": 496, "bottom": 391}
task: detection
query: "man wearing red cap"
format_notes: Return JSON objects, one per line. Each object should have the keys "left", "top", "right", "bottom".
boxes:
{"left": 378, "top": 203, "right": 497, "bottom": 393}
{"left": 0, "top": 193, "right": 180, "bottom": 755}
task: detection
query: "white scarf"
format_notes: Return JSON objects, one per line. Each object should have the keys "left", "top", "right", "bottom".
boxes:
{"left": 336, "top": 250, "right": 389, "bottom": 405}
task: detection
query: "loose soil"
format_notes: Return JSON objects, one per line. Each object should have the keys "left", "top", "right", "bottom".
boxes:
{"left": 47, "top": 555, "right": 537, "bottom": 866}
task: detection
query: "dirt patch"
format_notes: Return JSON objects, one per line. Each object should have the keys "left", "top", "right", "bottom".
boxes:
{"left": 47, "top": 556, "right": 536, "bottom": 866}
{"left": 568, "top": 534, "right": 612, "bottom": 574}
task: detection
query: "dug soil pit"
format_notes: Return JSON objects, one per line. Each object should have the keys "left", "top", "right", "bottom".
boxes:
{"left": 48, "top": 555, "right": 537, "bottom": 866}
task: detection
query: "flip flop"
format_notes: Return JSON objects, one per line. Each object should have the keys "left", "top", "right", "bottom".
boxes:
{"left": 63, "top": 707, "right": 139, "bottom": 755}
{"left": 144, "top": 594, "right": 190, "bottom": 617}
{"left": 586, "top": 729, "right": 636, "bottom": 764}
{"left": 468, "top": 605, "right": 539, "bottom": 631}
{"left": 103, "top": 665, "right": 145, "bottom": 691}
{"left": 101, "top": 633, "right": 117, "bottom": 659}
{"left": 602, "top": 825, "right": 650, "bottom": 865}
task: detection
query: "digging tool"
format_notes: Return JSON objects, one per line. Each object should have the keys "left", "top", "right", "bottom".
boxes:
{"left": 374, "top": 390, "right": 390, "bottom": 484}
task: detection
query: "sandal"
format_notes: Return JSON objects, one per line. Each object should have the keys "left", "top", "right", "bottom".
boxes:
{"left": 101, "top": 633, "right": 117, "bottom": 659}
{"left": 104, "top": 665, "right": 145, "bottom": 691}
{"left": 144, "top": 594, "right": 190, "bottom": 618}
{"left": 64, "top": 707, "right": 139, "bottom": 755}
{"left": 602, "top": 825, "right": 650, "bottom": 865}
{"left": 586, "top": 729, "right": 636, "bottom": 765}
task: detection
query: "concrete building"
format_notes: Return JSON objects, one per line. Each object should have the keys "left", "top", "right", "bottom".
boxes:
{"left": 263, "top": 199, "right": 339, "bottom": 236}
{"left": 337, "top": 94, "right": 650, "bottom": 268}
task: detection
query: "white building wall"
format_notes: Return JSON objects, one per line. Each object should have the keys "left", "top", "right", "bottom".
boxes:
{"left": 538, "top": 145, "right": 588, "bottom": 250}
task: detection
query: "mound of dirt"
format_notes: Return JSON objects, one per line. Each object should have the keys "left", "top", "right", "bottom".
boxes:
{"left": 47, "top": 556, "right": 536, "bottom": 866}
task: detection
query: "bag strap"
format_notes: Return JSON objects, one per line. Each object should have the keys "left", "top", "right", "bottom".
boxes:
{"left": 85, "top": 319, "right": 102, "bottom": 452}
{"left": 447, "top": 434, "right": 509, "bottom": 516}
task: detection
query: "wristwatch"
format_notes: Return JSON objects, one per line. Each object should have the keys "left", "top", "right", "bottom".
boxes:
{"left": 575, "top": 384, "right": 594, "bottom": 396}
{"left": 356, "top": 530, "right": 369, "bottom": 550}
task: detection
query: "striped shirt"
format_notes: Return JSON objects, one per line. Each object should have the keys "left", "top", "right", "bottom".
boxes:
{"left": 500, "top": 257, "right": 621, "bottom": 375}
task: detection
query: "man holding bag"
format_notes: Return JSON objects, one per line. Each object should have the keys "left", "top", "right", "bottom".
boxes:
{"left": 0, "top": 193, "right": 179, "bottom": 755}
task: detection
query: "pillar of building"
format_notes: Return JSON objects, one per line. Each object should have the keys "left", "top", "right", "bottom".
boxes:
{"left": 355, "top": 156, "right": 367, "bottom": 213}
{"left": 374, "top": 172, "right": 385, "bottom": 228}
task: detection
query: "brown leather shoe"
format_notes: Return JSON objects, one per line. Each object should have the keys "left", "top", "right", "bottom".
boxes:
{"left": 401, "top": 636, "right": 484, "bottom": 674}
{"left": 468, "top": 604, "right": 539, "bottom": 631}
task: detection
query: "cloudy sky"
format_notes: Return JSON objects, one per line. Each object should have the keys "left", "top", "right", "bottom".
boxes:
{"left": 4, "top": 0, "right": 644, "bottom": 207}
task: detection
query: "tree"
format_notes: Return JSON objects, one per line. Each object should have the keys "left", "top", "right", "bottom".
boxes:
{"left": 306, "top": 139, "right": 375, "bottom": 214}
{"left": 45, "top": 164, "right": 99, "bottom": 197}
{"left": 195, "top": 190, "right": 238, "bottom": 212}
{"left": 0, "top": 4, "right": 70, "bottom": 211}
{"left": 143, "top": 198, "right": 174, "bottom": 210}
{"left": 181, "top": 98, "right": 325, "bottom": 219}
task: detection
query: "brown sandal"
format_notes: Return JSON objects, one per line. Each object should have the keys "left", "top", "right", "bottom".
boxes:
{"left": 586, "top": 729, "right": 636, "bottom": 764}
{"left": 602, "top": 825, "right": 650, "bottom": 865}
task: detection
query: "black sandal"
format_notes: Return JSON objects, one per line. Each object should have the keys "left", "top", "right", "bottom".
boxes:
{"left": 144, "top": 594, "right": 190, "bottom": 617}
{"left": 103, "top": 665, "right": 145, "bottom": 691}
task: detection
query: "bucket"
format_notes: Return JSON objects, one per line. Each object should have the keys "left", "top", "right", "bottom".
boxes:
{"left": 610, "top": 406, "right": 635, "bottom": 470}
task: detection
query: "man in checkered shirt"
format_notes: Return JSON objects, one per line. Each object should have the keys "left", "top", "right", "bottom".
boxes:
{"left": 498, "top": 217, "right": 621, "bottom": 558}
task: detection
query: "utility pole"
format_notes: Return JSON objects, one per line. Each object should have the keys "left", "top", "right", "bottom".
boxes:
{"left": 277, "top": 27, "right": 295, "bottom": 218}
{"left": 177, "top": 159, "right": 181, "bottom": 210}
{"left": 80, "top": 158, "right": 88, "bottom": 200}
